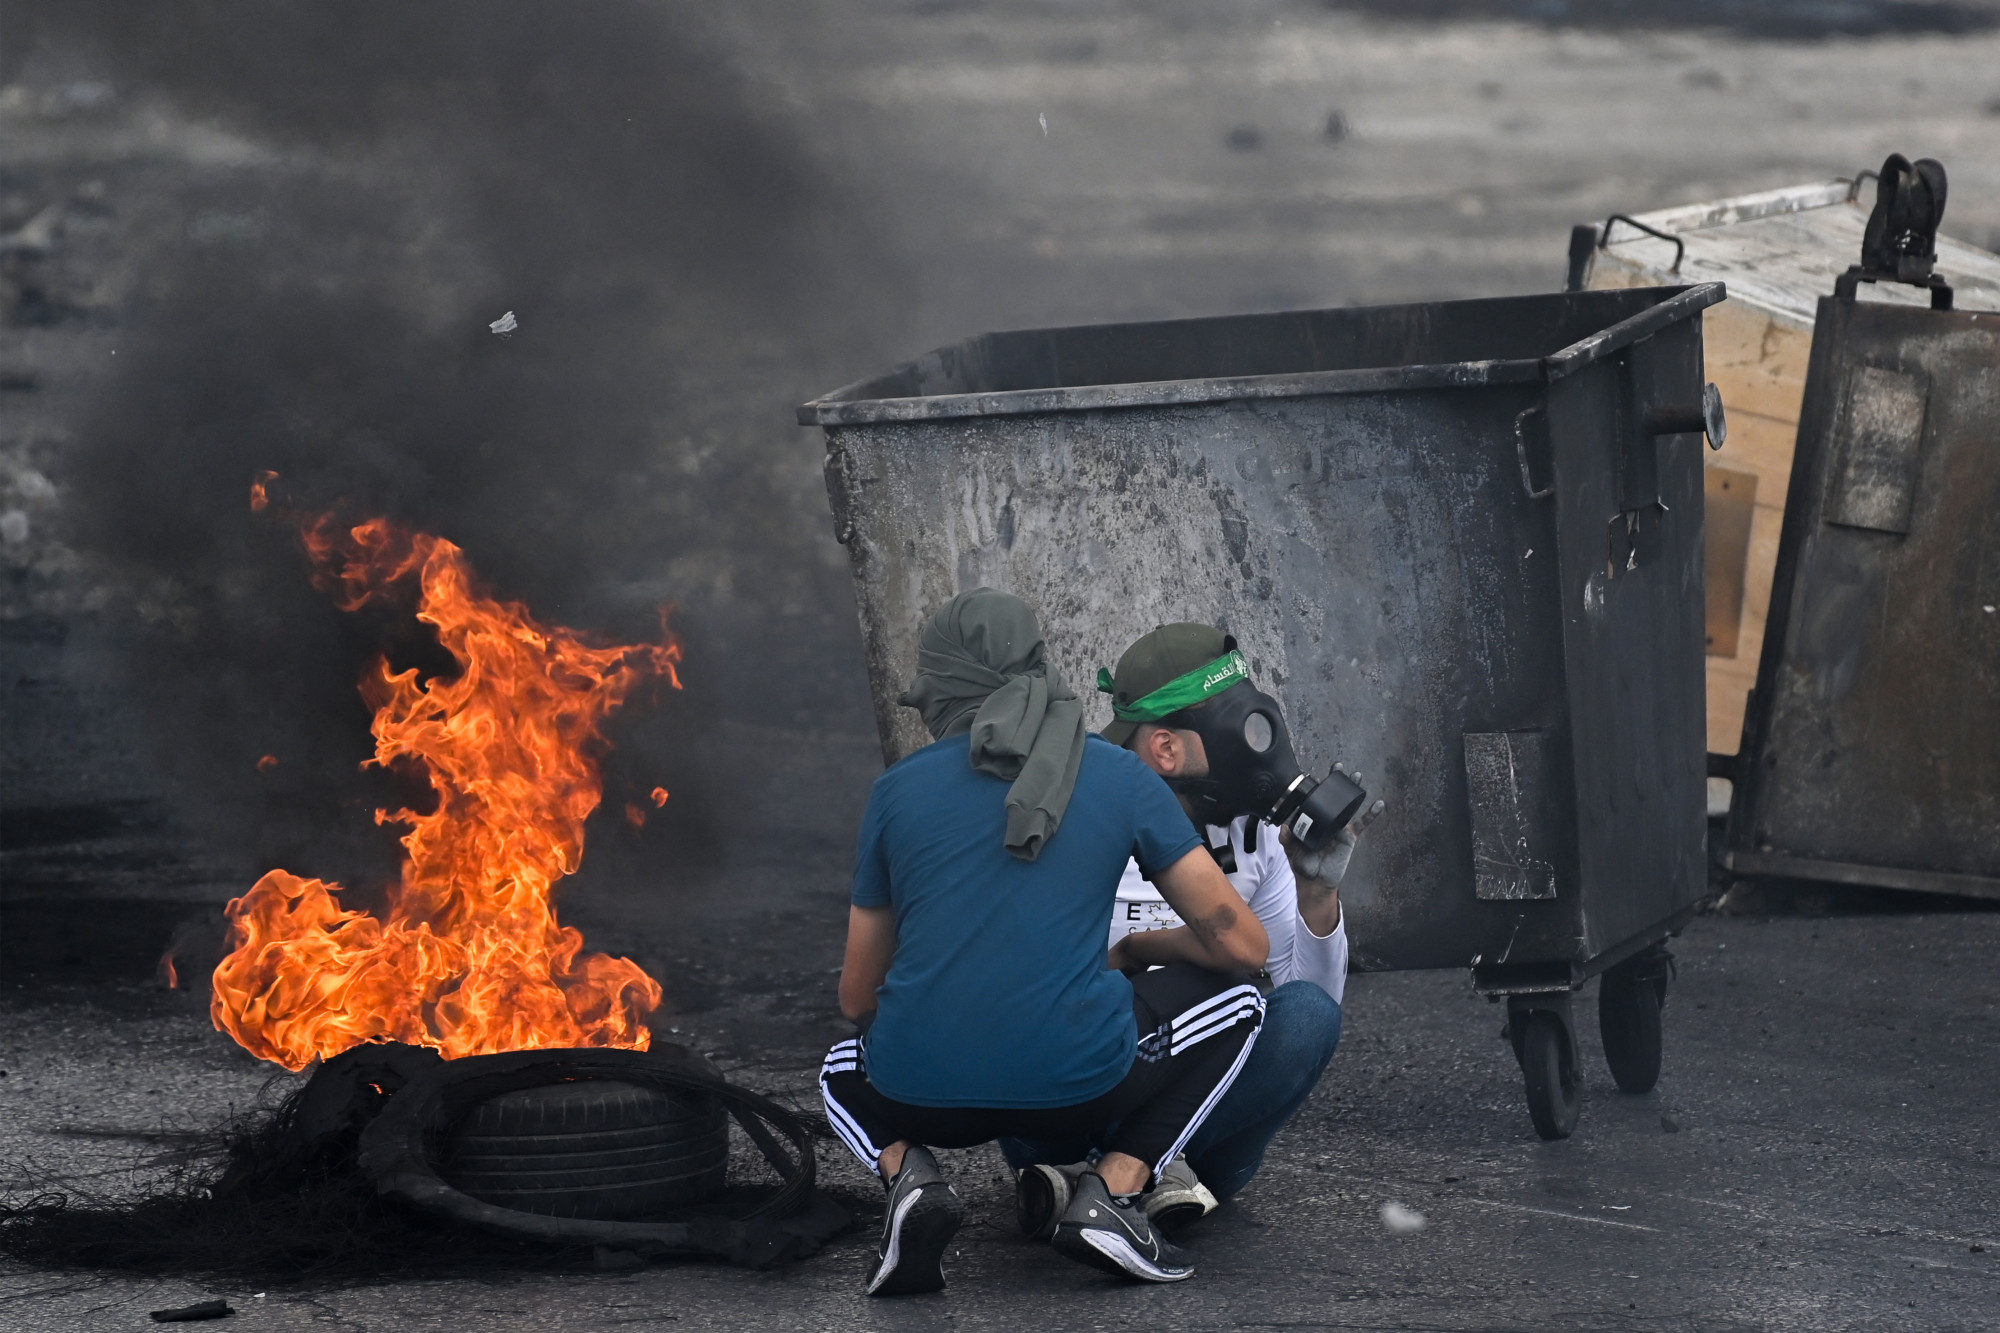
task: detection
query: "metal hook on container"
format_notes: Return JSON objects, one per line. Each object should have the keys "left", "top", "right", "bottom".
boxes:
{"left": 1600, "top": 214, "right": 1685, "bottom": 273}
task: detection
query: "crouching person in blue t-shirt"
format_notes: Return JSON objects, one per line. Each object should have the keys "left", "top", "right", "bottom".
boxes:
{"left": 820, "top": 589, "right": 1270, "bottom": 1296}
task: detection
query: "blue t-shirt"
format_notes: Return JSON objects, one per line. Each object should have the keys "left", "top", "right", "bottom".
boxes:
{"left": 851, "top": 733, "right": 1202, "bottom": 1109}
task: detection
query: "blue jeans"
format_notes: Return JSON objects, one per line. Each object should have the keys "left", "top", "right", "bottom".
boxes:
{"left": 999, "top": 979, "right": 1343, "bottom": 1199}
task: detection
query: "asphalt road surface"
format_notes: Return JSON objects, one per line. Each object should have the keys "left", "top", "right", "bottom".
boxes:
{"left": 4, "top": 2, "right": 1999, "bottom": 1329}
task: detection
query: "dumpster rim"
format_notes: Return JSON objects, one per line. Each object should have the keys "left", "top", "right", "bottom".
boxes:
{"left": 797, "top": 283, "right": 1725, "bottom": 427}
{"left": 799, "top": 358, "right": 1541, "bottom": 426}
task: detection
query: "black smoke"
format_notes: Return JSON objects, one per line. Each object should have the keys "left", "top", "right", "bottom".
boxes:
{"left": 1, "top": 2, "right": 900, "bottom": 897}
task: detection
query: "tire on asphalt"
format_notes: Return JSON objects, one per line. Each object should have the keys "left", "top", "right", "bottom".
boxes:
{"left": 439, "top": 1078, "right": 728, "bottom": 1219}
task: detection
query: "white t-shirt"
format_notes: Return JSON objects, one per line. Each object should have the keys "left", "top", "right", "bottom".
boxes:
{"left": 1111, "top": 815, "right": 1348, "bottom": 1005}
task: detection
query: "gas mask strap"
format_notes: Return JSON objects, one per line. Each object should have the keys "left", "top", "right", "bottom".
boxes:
{"left": 1205, "top": 824, "right": 1238, "bottom": 875}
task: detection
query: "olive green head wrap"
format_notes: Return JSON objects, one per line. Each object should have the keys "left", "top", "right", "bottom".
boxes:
{"left": 897, "top": 588, "right": 1086, "bottom": 861}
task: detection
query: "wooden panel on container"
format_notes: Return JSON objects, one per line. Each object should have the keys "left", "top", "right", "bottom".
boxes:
{"left": 1703, "top": 467, "right": 1758, "bottom": 658}
{"left": 1696, "top": 301, "right": 1814, "bottom": 423}
{"left": 1704, "top": 492, "right": 1788, "bottom": 752}
{"left": 1702, "top": 390, "right": 1802, "bottom": 751}
{"left": 1671, "top": 300, "right": 1807, "bottom": 751}
{"left": 1716, "top": 407, "right": 1805, "bottom": 505}
{"left": 1741, "top": 499, "right": 1785, "bottom": 630}
{"left": 1707, "top": 661, "right": 1755, "bottom": 754}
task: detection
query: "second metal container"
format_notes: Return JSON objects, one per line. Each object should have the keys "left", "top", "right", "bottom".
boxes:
{"left": 1722, "top": 290, "right": 2000, "bottom": 901}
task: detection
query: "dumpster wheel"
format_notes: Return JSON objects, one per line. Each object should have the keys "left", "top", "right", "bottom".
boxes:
{"left": 1513, "top": 1009, "right": 1581, "bottom": 1140}
{"left": 1598, "top": 946, "right": 1672, "bottom": 1094}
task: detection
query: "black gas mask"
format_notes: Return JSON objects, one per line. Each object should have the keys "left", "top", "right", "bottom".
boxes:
{"left": 1161, "top": 681, "right": 1368, "bottom": 852}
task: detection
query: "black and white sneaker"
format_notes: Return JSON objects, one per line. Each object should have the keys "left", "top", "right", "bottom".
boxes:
{"left": 1145, "top": 1156, "right": 1220, "bottom": 1233}
{"left": 866, "top": 1146, "right": 963, "bottom": 1297}
{"left": 1014, "top": 1161, "right": 1090, "bottom": 1240}
{"left": 1050, "top": 1171, "right": 1196, "bottom": 1282}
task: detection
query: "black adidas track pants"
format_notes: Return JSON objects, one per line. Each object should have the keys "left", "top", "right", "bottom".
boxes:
{"left": 821, "top": 963, "right": 1263, "bottom": 1180}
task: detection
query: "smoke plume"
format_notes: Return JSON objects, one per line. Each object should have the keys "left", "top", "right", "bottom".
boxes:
{"left": 2, "top": 1, "right": 898, "bottom": 895}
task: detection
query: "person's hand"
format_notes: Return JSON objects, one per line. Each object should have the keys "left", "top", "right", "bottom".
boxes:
{"left": 1105, "top": 934, "right": 1138, "bottom": 974}
{"left": 1282, "top": 765, "right": 1386, "bottom": 888}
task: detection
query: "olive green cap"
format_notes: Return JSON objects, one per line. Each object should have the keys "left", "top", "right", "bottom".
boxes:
{"left": 1095, "top": 623, "right": 1239, "bottom": 746}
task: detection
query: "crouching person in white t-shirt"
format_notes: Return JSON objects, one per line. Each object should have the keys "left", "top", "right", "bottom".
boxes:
{"left": 1005, "top": 623, "right": 1384, "bottom": 1237}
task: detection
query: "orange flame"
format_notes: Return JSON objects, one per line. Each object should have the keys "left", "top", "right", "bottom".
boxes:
{"left": 651, "top": 786, "right": 670, "bottom": 806}
{"left": 211, "top": 514, "right": 680, "bottom": 1071}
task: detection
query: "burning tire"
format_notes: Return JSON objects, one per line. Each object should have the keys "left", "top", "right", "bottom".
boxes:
{"left": 440, "top": 1079, "right": 728, "bottom": 1219}
{"left": 359, "top": 1047, "right": 836, "bottom": 1264}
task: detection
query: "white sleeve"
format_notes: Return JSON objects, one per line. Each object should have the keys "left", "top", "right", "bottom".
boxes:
{"left": 1235, "top": 820, "right": 1299, "bottom": 988}
{"left": 1293, "top": 911, "right": 1349, "bottom": 1006}
{"left": 1251, "top": 823, "right": 1348, "bottom": 1003}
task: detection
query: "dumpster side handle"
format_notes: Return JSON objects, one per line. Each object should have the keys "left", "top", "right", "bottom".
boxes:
{"left": 1513, "top": 404, "right": 1555, "bottom": 500}
{"left": 1541, "top": 282, "right": 1727, "bottom": 383}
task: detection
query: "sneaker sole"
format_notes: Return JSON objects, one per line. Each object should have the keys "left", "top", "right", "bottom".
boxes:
{"left": 1016, "top": 1167, "right": 1071, "bottom": 1241}
{"left": 1147, "top": 1177, "right": 1219, "bottom": 1232}
{"left": 1052, "top": 1225, "right": 1195, "bottom": 1283}
{"left": 1146, "top": 1198, "right": 1207, "bottom": 1233}
{"left": 866, "top": 1186, "right": 962, "bottom": 1297}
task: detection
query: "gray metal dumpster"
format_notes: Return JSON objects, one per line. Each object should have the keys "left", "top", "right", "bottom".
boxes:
{"left": 1721, "top": 291, "right": 2000, "bottom": 901}
{"left": 802, "top": 283, "right": 1727, "bottom": 1138}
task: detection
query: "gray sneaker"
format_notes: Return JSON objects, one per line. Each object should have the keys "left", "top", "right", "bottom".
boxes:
{"left": 866, "top": 1146, "right": 963, "bottom": 1297}
{"left": 1014, "top": 1161, "right": 1090, "bottom": 1240}
{"left": 1050, "top": 1171, "right": 1196, "bottom": 1282}
{"left": 1145, "top": 1156, "right": 1220, "bottom": 1233}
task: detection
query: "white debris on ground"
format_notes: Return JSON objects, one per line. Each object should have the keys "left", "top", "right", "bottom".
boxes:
{"left": 489, "top": 309, "right": 518, "bottom": 336}
{"left": 0, "top": 203, "right": 63, "bottom": 256}
{"left": 1380, "top": 1200, "right": 1427, "bottom": 1234}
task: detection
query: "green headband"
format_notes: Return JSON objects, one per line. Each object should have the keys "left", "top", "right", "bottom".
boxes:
{"left": 1095, "top": 650, "right": 1249, "bottom": 723}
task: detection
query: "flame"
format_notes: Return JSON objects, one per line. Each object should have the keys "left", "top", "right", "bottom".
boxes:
{"left": 623, "top": 783, "right": 670, "bottom": 829}
{"left": 211, "top": 513, "right": 680, "bottom": 1071}
{"left": 256, "top": 754, "right": 280, "bottom": 772}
